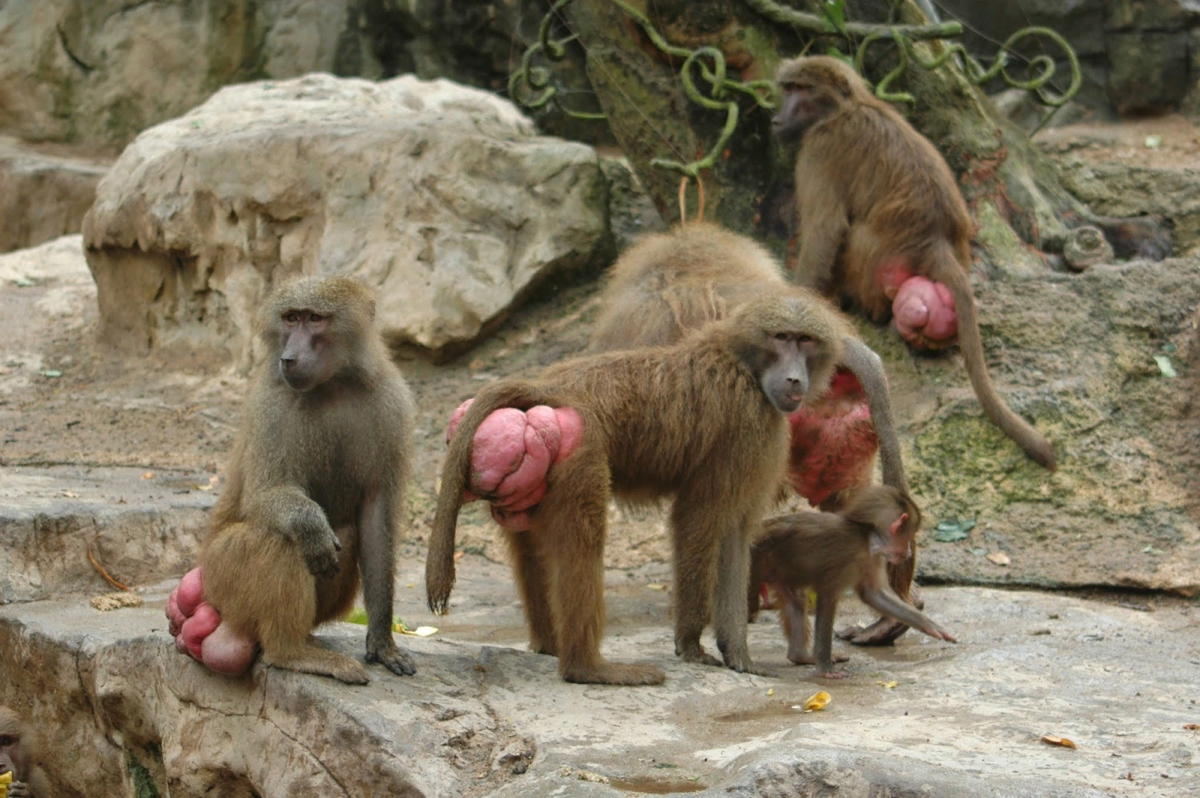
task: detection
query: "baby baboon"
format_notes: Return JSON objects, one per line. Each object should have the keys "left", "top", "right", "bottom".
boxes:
{"left": 180, "top": 276, "right": 416, "bottom": 684}
{"left": 0, "top": 706, "right": 50, "bottom": 798}
{"left": 589, "top": 221, "right": 916, "bottom": 646}
{"left": 428, "top": 293, "right": 843, "bottom": 685}
{"left": 774, "top": 55, "right": 1056, "bottom": 471}
{"left": 749, "top": 486, "right": 957, "bottom": 678}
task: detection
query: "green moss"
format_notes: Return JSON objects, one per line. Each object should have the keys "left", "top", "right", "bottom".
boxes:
{"left": 126, "top": 751, "right": 162, "bottom": 798}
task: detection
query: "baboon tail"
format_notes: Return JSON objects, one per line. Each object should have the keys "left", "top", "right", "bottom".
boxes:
{"left": 425, "top": 381, "right": 556, "bottom": 614}
{"left": 936, "top": 242, "right": 1057, "bottom": 470}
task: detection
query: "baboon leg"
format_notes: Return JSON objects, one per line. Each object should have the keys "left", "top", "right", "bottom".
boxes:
{"left": 506, "top": 530, "right": 558, "bottom": 655}
{"left": 836, "top": 555, "right": 918, "bottom": 647}
{"left": 204, "top": 523, "right": 368, "bottom": 684}
{"left": 538, "top": 463, "right": 664, "bottom": 686}
{"left": 314, "top": 526, "right": 361, "bottom": 625}
{"left": 843, "top": 224, "right": 892, "bottom": 321}
{"left": 670, "top": 498, "right": 724, "bottom": 668}
{"left": 780, "top": 586, "right": 815, "bottom": 665}
{"left": 712, "top": 516, "right": 765, "bottom": 675}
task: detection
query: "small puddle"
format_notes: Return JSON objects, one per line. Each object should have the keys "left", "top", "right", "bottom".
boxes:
{"left": 711, "top": 701, "right": 800, "bottom": 723}
{"left": 610, "top": 776, "right": 706, "bottom": 794}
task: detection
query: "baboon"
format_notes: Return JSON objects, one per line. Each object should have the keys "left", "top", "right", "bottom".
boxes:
{"left": 749, "top": 486, "right": 957, "bottom": 678}
{"left": 0, "top": 707, "right": 50, "bottom": 798}
{"left": 589, "top": 221, "right": 916, "bottom": 646}
{"left": 428, "top": 293, "right": 843, "bottom": 684}
{"left": 774, "top": 55, "right": 1056, "bottom": 471}
{"left": 173, "top": 276, "right": 417, "bottom": 684}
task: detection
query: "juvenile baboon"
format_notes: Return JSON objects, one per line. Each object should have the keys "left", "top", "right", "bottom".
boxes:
{"left": 749, "top": 486, "right": 957, "bottom": 678}
{"left": 774, "top": 55, "right": 1056, "bottom": 471}
{"left": 182, "top": 276, "right": 416, "bottom": 684}
{"left": 589, "top": 221, "right": 916, "bottom": 646}
{"left": 428, "top": 293, "right": 842, "bottom": 684}
{"left": 0, "top": 707, "right": 50, "bottom": 798}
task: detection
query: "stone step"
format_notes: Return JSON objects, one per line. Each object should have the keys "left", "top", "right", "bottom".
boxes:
{"left": 1, "top": 578, "right": 1192, "bottom": 797}
{"left": 0, "top": 466, "right": 213, "bottom": 603}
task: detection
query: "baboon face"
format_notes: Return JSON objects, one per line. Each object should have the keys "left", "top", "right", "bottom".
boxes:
{"left": 772, "top": 57, "right": 854, "bottom": 142}
{"left": 0, "top": 709, "right": 27, "bottom": 780}
{"left": 761, "top": 333, "right": 822, "bottom": 413}
{"left": 277, "top": 306, "right": 335, "bottom": 391}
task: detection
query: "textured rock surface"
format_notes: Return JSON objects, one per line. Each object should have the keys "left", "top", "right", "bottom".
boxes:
{"left": 0, "top": 137, "right": 110, "bottom": 253}
{"left": 0, "top": 0, "right": 376, "bottom": 147}
{"left": 2, "top": 572, "right": 1196, "bottom": 797}
{"left": 82, "top": 74, "right": 610, "bottom": 366}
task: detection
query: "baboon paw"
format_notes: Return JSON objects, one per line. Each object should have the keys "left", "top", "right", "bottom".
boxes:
{"left": 678, "top": 648, "right": 723, "bottom": 668}
{"left": 817, "top": 669, "right": 848, "bottom": 679}
{"left": 8, "top": 783, "right": 32, "bottom": 798}
{"left": 836, "top": 616, "right": 908, "bottom": 646}
{"left": 332, "top": 662, "right": 371, "bottom": 685}
{"left": 367, "top": 643, "right": 417, "bottom": 677}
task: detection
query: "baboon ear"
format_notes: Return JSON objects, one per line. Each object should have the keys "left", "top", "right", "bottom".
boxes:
{"left": 888, "top": 512, "right": 908, "bottom": 536}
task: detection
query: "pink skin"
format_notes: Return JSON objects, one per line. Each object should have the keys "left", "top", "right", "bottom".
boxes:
{"left": 165, "top": 566, "right": 258, "bottom": 676}
{"left": 446, "top": 400, "right": 583, "bottom": 531}
{"left": 787, "top": 369, "right": 878, "bottom": 507}
{"left": 875, "top": 258, "right": 958, "bottom": 350}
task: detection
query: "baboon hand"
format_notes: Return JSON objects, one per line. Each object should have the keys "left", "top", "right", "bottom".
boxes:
{"left": 366, "top": 634, "right": 417, "bottom": 676}
{"left": 290, "top": 506, "right": 341, "bottom": 577}
{"left": 9, "top": 782, "right": 32, "bottom": 798}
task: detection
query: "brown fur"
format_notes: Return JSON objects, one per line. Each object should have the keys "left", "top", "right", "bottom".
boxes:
{"left": 0, "top": 707, "right": 51, "bottom": 798}
{"left": 589, "top": 220, "right": 918, "bottom": 645}
{"left": 427, "top": 293, "right": 842, "bottom": 684}
{"left": 776, "top": 55, "right": 1056, "bottom": 471}
{"left": 202, "top": 276, "right": 416, "bottom": 684}
{"left": 749, "top": 486, "right": 956, "bottom": 678}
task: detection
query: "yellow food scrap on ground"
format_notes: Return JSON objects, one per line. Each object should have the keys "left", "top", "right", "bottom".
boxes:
{"left": 800, "top": 691, "right": 831, "bottom": 712}
{"left": 986, "top": 551, "right": 1011, "bottom": 566}
{"left": 876, "top": 680, "right": 898, "bottom": 689}
{"left": 402, "top": 626, "right": 438, "bottom": 637}
{"left": 646, "top": 583, "right": 667, "bottom": 591}
{"left": 766, "top": 688, "right": 775, "bottom": 697}
{"left": 1040, "top": 735, "right": 1077, "bottom": 749}
{"left": 90, "top": 592, "right": 145, "bottom": 612}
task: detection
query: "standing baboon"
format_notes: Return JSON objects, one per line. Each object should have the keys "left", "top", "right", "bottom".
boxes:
{"left": 173, "top": 276, "right": 417, "bottom": 684}
{"left": 0, "top": 706, "right": 50, "bottom": 798}
{"left": 428, "top": 293, "right": 844, "bottom": 684}
{"left": 589, "top": 221, "right": 916, "bottom": 645}
{"left": 774, "top": 55, "right": 1056, "bottom": 471}
{"left": 749, "top": 486, "right": 956, "bottom": 678}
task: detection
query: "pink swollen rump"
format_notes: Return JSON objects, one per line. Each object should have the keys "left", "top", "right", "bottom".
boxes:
{"left": 891, "top": 276, "right": 958, "bottom": 349}
{"left": 165, "top": 566, "right": 257, "bottom": 676}
{"left": 446, "top": 399, "right": 584, "bottom": 530}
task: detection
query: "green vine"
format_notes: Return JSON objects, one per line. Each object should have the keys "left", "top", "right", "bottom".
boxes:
{"left": 507, "top": 0, "right": 1083, "bottom": 176}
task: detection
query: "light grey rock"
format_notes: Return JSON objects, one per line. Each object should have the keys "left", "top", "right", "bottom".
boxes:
{"left": 82, "top": 73, "right": 610, "bottom": 366}
{"left": 0, "top": 138, "right": 110, "bottom": 254}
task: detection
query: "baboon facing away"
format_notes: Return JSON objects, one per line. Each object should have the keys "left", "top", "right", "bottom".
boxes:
{"left": 428, "top": 293, "right": 845, "bottom": 684}
{"left": 589, "top": 221, "right": 916, "bottom": 645}
{"left": 175, "top": 276, "right": 417, "bottom": 684}
{"left": 774, "top": 55, "right": 1056, "bottom": 471}
{"left": 750, "top": 486, "right": 957, "bottom": 678}
{"left": 0, "top": 706, "right": 50, "bottom": 798}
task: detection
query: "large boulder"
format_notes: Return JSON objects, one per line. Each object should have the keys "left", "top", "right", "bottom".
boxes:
{"left": 0, "top": 0, "right": 378, "bottom": 148}
{"left": 82, "top": 74, "right": 611, "bottom": 366}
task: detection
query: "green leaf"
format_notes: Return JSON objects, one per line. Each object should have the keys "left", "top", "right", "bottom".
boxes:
{"left": 40, "top": 369, "right": 62, "bottom": 378}
{"left": 934, "top": 518, "right": 976, "bottom": 542}
{"left": 820, "top": 0, "right": 847, "bottom": 33}
{"left": 1153, "top": 355, "right": 1177, "bottom": 378}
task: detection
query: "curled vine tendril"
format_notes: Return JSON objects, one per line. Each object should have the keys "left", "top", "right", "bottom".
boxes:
{"left": 507, "top": 0, "right": 1082, "bottom": 176}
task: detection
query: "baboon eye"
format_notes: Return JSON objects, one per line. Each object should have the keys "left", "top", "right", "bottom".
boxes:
{"left": 773, "top": 332, "right": 790, "bottom": 341}
{"left": 0, "top": 735, "right": 13, "bottom": 746}
{"left": 283, "top": 311, "right": 299, "bottom": 324}
{"left": 309, "top": 313, "right": 325, "bottom": 323}
{"left": 797, "top": 335, "right": 813, "bottom": 344}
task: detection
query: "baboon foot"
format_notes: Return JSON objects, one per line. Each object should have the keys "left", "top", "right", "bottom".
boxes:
{"left": 561, "top": 661, "right": 666, "bottom": 685}
{"left": 263, "top": 644, "right": 370, "bottom": 685}
{"left": 676, "top": 643, "right": 723, "bottom": 668}
{"left": 816, "top": 668, "right": 848, "bottom": 679}
{"left": 836, "top": 615, "right": 909, "bottom": 646}
{"left": 366, "top": 639, "right": 416, "bottom": 677}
